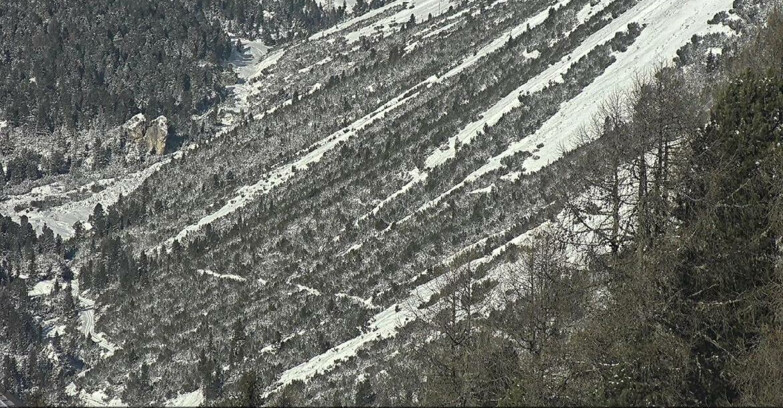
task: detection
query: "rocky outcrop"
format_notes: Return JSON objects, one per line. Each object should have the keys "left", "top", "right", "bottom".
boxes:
{"left": 145, "top": 116, "right": 168, "bottom": 155}
{"left": 121, "top": 114, "right": 168, "bottom": 155}
{"left": 123, "top": 113, "right": 147, "bottom": 143}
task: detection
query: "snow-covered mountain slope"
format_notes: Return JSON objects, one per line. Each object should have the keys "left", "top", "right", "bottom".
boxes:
{"left": 2, "top": 0, "right": 759, "bottom": 405}
{"left": 0, "top": 159, "right": 171, "bottom": 239}
{"left": 416, "top": 0, "right": 736, "bottom": 212}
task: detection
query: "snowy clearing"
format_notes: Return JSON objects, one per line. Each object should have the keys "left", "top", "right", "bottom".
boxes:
{"left": 469, "top": 183, "right": 496, "bottom": 195}
{"left": 499, "top": 171, "right": 522, "bottom": 182}
{"left": 296, "top": 284, "right": 323, "bottom": 296}
{"left": 78, "top": 389, "right": 127, "bottom": 407}
{"left": 336, "top": 293, "right": 378, "bottom": 309}
{"left": 28, "top": 279, "right": 56, "bottom": 297}
{"left": 357, "top": 168, "right": 428, "bottom": 223}
{"left": 229, "top": 38, "right": 273, "bottom": 81}
{"left": 0, "top": 159, "right": 170, "bottom": 240}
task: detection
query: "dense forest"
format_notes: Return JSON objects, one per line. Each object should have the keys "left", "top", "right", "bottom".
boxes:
{"left": 0, "top": 0, "right": 363, "bottom": 132}
{"left": 0, "top": 0, "right": 232, "bottom": 131}
{"left": 0, "top": 0, "right": 383, "bottom": 189}
{"left": 218, "top": 0, "right": 353, "bottom": 45}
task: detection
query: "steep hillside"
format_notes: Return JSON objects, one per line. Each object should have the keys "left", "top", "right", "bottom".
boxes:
{"left": 1, "top": 0, "right": 778, "bottom": 406}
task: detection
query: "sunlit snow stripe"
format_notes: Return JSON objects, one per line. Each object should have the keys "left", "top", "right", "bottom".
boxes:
{"left": 418, "top": 0, "right": 736, "bottom": 211}
{"left": 159, "top": 0, "right": 576, "bottom": 251}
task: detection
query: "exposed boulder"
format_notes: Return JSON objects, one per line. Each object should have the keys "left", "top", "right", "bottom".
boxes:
{"left": 144, "top": 116, "right": 169, "bottom": 155}
{"left": 120, "top": 114, "right": 168, "bottom": 155}
{"left": 122, "top": 113, "right": 147, "bottom": 143}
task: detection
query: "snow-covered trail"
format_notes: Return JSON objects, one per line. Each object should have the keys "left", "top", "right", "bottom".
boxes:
{"left": 158, "top": 0, "right": 575, "bottom": 250}
{"left": 77, "top": 298, "right": 120, "bottom": 359}
{"left": 196, "top": 269, "right": 248, "bottom": 282}
{"left": 356, "top": 168, "right": 429, "bottom": 224}
{"left": 70, "top": 267, "right": 120, "bottom": 359}
{"left": 63, "top": 267, "right": 124, "bottom": 405}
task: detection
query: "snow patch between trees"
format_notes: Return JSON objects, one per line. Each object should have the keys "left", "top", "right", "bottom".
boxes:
{"left": 28, "top": 279, "right": 56, "bottom": 297}
{"left": 196, "top": 269, "right": 247, "bottom": 282}
{"left": 164, "top": 389, "right": 205, "bottom": 407}
{"left": 78, "top": 388, "right": 127, "bottom": 407}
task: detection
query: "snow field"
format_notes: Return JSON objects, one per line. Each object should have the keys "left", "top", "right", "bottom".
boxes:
{"left": 78, "top": 389, "right": 127, "bottom": 407}
{"left": 28, "top": 279, "right": 56, "bottom": 297}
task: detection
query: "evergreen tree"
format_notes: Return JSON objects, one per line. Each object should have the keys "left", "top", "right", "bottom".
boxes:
{"left": 668, "top": 69, "right": 783, "bottom": 404}
{"left": 230, "top": 318, "right": 246, "bottom": 364}
{"left": 236, "top": 371, "right": 262, "bottom": 407}
{"left": 90, "top": 203, "right": 106, "bottom": 236}
{"left": 62, "top": 282, "right": 76, "bottom": 318}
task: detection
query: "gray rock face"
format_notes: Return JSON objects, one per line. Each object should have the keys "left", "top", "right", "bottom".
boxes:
{"left": 123, "top": 113, "right": 147, "bottom": 143}
{"left": 121, "top": 114, "right": 168, "bottom": 155}
{"left": 145, "top": 116, "right": 169, "bottom": 155}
